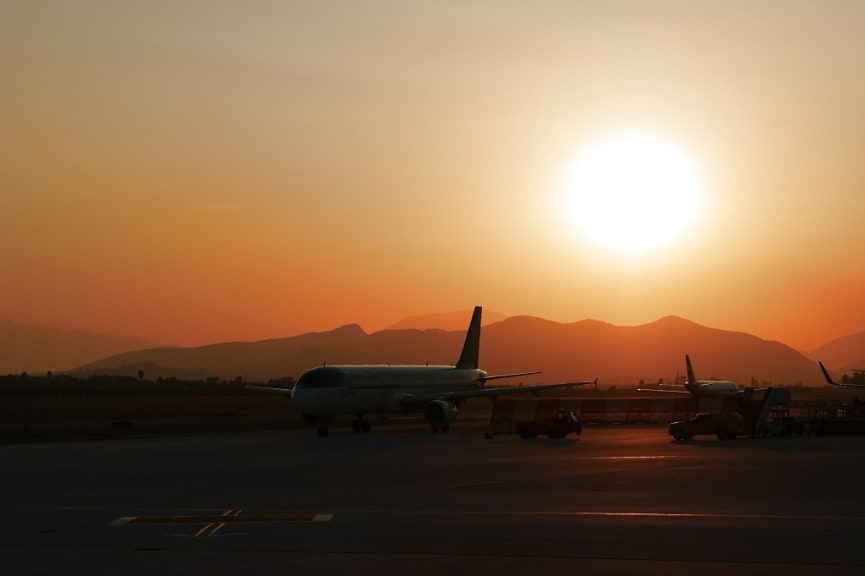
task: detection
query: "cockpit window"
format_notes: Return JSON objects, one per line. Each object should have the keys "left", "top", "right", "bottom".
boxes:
{"left": 296, "top": 367, "right": 344, "bottom": 388}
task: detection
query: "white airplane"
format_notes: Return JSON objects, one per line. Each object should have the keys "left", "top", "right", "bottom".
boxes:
{"left": 818, "top": 361, "right": 865, "bottom": 388}
{"left": 247, "top": 306, "right": 596, "bottom": 436}
{"left": 637, "top": 354, "right": 741, "bottom": 396}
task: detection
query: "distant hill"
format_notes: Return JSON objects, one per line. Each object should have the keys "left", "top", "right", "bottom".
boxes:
{"left": 385, "top": 309, "right": 507, "bottom": 330}
{"left": 73, "top": 324, "right": 368, "bottom": 381}
{"left": 73, "top": 315, "right": 824, "bottom": 386}
{"left": 481, "top": 315, "right": 822, "bottom": 387}
{"left": 0, "top": 321, "right": 153, "bottom": 375}
{"left": 808, "top": 330, "right": 865, "bottom": 375}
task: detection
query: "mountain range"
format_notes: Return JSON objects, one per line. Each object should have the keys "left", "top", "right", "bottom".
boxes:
{"left": 384, "top": 309, "right": 508, "bottom": 330}
{"left": 0, "top": 321, "right": 152, "bottom": 375}
{"left": 3, "top": 313, "right": 863, "bottom": 386}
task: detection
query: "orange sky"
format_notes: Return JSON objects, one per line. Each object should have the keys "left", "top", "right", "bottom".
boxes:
{"left": 2, "top": 1, "right": 864, "bottom": 351}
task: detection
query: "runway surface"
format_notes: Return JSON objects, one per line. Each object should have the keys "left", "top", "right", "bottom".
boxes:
{"left": 2, "top": 422, "right": 865, "bottom": 575}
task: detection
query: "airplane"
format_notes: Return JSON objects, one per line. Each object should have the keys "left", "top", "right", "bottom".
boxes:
{"left": 818, "top": 361, "right": 865, "bottom": 388}
{"left": 246, "top": 306, "right": 596, "bottom": 436}
{"left": 637, "top": 354, "right": 741, "bottom": 396}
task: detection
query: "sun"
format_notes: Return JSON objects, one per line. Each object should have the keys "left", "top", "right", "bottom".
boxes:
{"left": 563, "top": 132, "right": 702, "bottom": 254}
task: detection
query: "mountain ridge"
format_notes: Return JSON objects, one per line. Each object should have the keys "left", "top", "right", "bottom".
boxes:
{"left": 0, "top": 321, "right": 153, "bottom": 375}
{"left": 384, "top": 309, "right": 508, "bottom": 330}
{"left": 807, "top": 329, "right": 865, "bottom": 373}
{"left": 4, "top": 312, "right": 860, "bottom": 385}
{"left": 67, "top": 314, "right": 827, "bottom": 386}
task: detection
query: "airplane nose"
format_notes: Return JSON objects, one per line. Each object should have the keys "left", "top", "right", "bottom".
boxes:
{"left": 291, "top": 386, "right": 305, "bottom": 404}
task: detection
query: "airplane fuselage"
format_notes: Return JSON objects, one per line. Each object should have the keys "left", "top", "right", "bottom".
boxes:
{"left": 291, "top": 365, "right": 488, "bottom": 415}
{"left": 686, "top": 380, "right": 740, "bottom": 396}
{"left": 247, "top": 305, "right": 593, "bottom": 436}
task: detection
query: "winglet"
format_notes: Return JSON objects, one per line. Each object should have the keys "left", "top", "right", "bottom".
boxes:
{"left": 818, "top": 361, "right": 838, "bottom": 386}
{"left": 456, "top": 306, "right": 482, "bottom": 369}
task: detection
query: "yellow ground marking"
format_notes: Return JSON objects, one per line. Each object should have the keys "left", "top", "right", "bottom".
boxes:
{"left": 110, "top": 509, "right": 333, "bottom": 537}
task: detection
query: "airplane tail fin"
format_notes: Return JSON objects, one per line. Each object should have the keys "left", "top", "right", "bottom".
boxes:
{"left": 456, "top": 306, "right": 482, "bottom": 369}
{"left": 685, "top": 354, "right": 696, "bottom": 385}
{"left": 818, "top": 361, "right": 838, "bottom": 386}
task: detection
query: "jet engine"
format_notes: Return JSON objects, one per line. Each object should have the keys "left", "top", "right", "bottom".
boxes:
{"left": 423, "top": 400, "right": 458, "bottom": 433}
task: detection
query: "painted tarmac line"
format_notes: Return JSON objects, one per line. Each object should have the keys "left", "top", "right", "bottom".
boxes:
{"left": 194, "top": 508, "right": 241, "bottom": 538}
{"left": 110, "top": 512, "right": 334, "bottom": 526}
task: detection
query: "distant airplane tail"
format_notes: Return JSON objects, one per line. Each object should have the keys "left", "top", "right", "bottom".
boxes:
{"left": 817, "top": 361, "right": 865, "bottom": 388}
{"left": 455, "top": 306, "right": 482, "bottom": 369}
{"left": 818, "top": 361, "right": 839, "bottom": 386}
{"left": 685, "top": 354, "right": 697, "bottom": 385}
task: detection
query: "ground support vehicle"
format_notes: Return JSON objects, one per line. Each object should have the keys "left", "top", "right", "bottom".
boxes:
{"left": 810, "top": 406, "right": 865, "bottom": 435}
{"left": 668, "top": 411, "right": 745, "bottom": 440}
{"left": 766, "top": 407, "right": 810, "bottom": 436}
{"left": 513, "top": 409, "right": 582, "bottom": 439}
{"left": 737, "top": 387, "right": 793, "bottom": 436}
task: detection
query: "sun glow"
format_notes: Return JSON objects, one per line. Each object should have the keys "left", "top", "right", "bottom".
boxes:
{"left": 563, "top": 133, "right": 702, "bottom": 254}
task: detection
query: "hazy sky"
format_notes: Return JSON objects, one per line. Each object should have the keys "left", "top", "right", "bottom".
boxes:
{"left": 2, "top": 0, "right": 864, "bottom": 350}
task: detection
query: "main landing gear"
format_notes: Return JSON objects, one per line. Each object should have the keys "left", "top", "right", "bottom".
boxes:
{"left": 352, "top": 417, "right": 371, "bottom": 434}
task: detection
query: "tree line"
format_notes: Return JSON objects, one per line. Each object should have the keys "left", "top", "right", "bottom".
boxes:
{"left": 0, "top": 373, "right": 295, "bottom": 396}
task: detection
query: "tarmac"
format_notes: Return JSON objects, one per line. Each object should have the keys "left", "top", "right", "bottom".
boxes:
{"left": 2, "top": 421, "right": 865, "bottom": 575}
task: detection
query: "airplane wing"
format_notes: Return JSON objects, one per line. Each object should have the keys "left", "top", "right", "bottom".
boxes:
{"left": 482, "top": 371, "right": 542, "bottom": 382}
{"left": 245, "top": 385, "right": 293, "bottom": 395}
{"left": 819, "top": 361, "right": 865, "bottom": 388}
{"left": 636, "top": 387, "right": 690, "bottom": 395}
{"left": 401, "top": 379, "right": 597, "bottom": 407}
